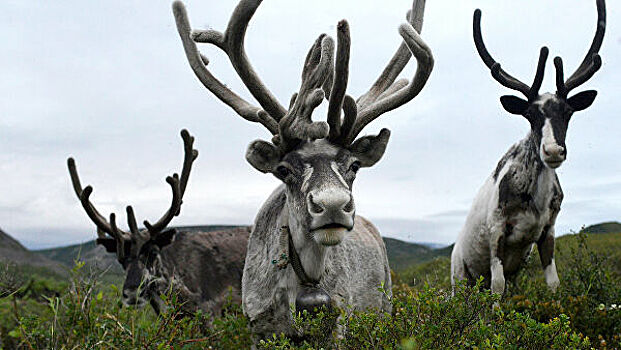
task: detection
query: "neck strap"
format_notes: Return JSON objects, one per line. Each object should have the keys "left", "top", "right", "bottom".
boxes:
{"left": 286, "top": 226, "right": 320, "bottom": 287}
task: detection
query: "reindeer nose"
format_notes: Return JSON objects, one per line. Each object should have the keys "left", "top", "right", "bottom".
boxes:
{"left": 123, "top": 288, "right": 137, "bottom": 302}
{"left": 308, "top": 191, "right": 353, "bottom": 215}
{"left": 307, "top": 190, "right": 355, "bottom": 231}
{"left": 543, "top": 144, "right": 565, "bottom": 158}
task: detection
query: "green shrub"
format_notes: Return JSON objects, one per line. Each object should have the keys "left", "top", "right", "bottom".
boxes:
{"left": 1, "top": 231, "right": 619, "bottom": 349}
{"left": 505, "top": 232, "right": 621, "bottom": 349}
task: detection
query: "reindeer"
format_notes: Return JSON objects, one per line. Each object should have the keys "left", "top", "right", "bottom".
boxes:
{"left": 451, "top": 0, "right": 606, "bottom": 296}
{"left": 68, "top": 130, "right": 250, "bottom": 315}
{"left": 172, "top": 0, "right": 433, "bottom": 339}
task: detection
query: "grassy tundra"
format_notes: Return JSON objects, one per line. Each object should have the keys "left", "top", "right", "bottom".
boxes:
{"left": 1, "top": 230, "right": 620, "bottom": 349}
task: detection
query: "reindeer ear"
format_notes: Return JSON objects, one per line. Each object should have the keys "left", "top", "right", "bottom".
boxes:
{"left": 567, "top": 90, "right": 597, "bottom": 112}
{"left": 246, "top": 140, "right": 280, "bottom": 173}
{"left": 349, "top": 128, "right": 391, "bottom": 168}
{"left": 153, "top": 228, "right": 176, "bottom": 248}
{"left": 500, "top": 95, "right": 529, "bottom": 115}
{"left": 96, "top": 238, "right": 117, "bottom": 253}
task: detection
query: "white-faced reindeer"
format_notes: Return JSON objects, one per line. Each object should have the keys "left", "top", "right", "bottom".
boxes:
{"left": 173, "top": 0, "right": 433, "bottom": 339}
{"left": 452, "top": 0, "right": 606, "bottom": 296}
{"left": 68, "top": 130, "right": 250, "bottom": 315}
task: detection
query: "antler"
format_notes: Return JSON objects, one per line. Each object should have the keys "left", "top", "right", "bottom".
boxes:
{"left": 277, "top": 35, "right": 334, "bottom": 151}
{"left": 555, "top": 0, "right": 606, "bottom": 98}
{"left": 473, "top": 9, "right": 549, "bottom": 102}
{"left": 68, "top": 129, "right": 198, "bottom": 248}
{"left": 337, "top": 0, "right": 434, "bottom": 145}
{"left": 173, "top": 0, "right": 281, "bottom": 135}
{"left": 174, "top": 0, "right": 433, "bottom": 150}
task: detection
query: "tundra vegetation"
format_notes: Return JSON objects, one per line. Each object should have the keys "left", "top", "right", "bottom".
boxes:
{"left": 1, "top": 230, "right": 619, "bottom": 349}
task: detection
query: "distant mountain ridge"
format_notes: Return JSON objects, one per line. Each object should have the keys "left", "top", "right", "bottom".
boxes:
{"left": 8, "top": 222, "right": 616, "bottom": 277}
{"left": 0, "top": 228, "right": 66, "bottom": 276}
{"left": 35, "top": 226, "right": 450, "bottom": 273}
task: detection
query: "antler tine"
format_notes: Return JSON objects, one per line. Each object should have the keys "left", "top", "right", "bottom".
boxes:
{"left": 67, "top": 158, "right": 118, "bottom": 237}
{"left": 528, "top": 47, "right": 549, "bottom": 101}
{"left": 356, "top": 0, "right": 423, "bottom": 111}
{"left": 339, "top": 95, "right": 358, "bottom": 143}
{"left": 109, "top": 213, "right": 130, "bottom": 260}
{"left": 326, "top": 20, "right": 351, "bottom": 141}
{"left": 126, "top": 206, "right": 140, "bottom": 236}
{"left": 109, "top": 213, "right": 128, "bottom": 240}
{"left": 143, "top": 174, "right": 182, "bottom": 236}
{"left": 564, "top": 54, "right": 602, "bottom": 95}
{"left": 179, "top": 129, "right": 198, "bottom": 197}
{"left": 172, "top": 1, "right": 278, "bottom": 135}
{"left": 278, "top": 35, "right": 334, "bottom": 151}
{"left": 554, "top": 57, "right": 567, "bottom": 97}
{"left": 344, "top": 0, "right": 433, "bottom": 144}
{"left": 473, "top": 9, "right": 531, "bottom": 97}
{"left": 564, "top": 0, "right": 606, "bottom": 92}
{"left": 346, "top": 21, "right": 433, "bottom": 144}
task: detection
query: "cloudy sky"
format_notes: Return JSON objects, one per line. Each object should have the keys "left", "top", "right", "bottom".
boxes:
{"left": 1, "top": 0, "right": 619, "bottom": 249}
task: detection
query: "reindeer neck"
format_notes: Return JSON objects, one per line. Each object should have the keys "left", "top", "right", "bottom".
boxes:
{"left": 501, "top": 131, "right": 554, "bottom": 199}
{"left": 281, "top": 203, "right": 327, "bottom": 283}
{"left": 522, "top": 130, "right": 547, "bottom": 177}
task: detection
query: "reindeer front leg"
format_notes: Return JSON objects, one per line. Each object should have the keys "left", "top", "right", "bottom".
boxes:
{"left": 489, "top": 220, "right": 506, "bottom": 296}
{"left": 537, "top": 225, "right": 560, "bottom": 292}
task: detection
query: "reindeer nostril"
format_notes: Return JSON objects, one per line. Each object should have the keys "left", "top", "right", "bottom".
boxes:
{"left": 308, "top": 193, "right": 324, "bottom": 214}
{"left": 343, "top": 197, "right": 355, "bottom": 213}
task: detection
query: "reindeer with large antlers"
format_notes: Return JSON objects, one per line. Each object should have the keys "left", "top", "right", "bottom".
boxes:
{"left": 68, "top": 130, "right": 250, "bottom": 315}
{"left": 452, "top": 0, "right": 606, "bottom": 297}
{"left": 173, "top": 0, "right": 433, "bottom": 339}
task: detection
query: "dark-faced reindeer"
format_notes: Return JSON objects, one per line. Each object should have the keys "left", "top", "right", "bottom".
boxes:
{"left": 68, "top": 130, "right": 250, "bottom": 315}
{"left": 173, "top": 0, "right": 433, "bottom": 339}
{"left": 452, "top": 0, "right": 606, "bottom": 296}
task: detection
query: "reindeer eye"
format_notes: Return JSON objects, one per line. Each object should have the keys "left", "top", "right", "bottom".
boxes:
{"left": 276, "top": 165, "right": 291, "bottom": 178}
{"left": 350, "top": 161, "right": 361, "bottom": 173}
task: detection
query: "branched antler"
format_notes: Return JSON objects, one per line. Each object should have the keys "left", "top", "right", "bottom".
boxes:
{"left": 335, "top": 0, "right": 434, "bottom": 145}
{"left": 174, "top": 0, "right": 433, "bottom": 151}
{"left": 474, "top": 9, "right": 549, "bottom": 102}
{"left": 555, "top": 0, "right": 606, "bottom": 98}
{"left": 173, "top": 1, "right": 279, "bottom": 134}
{"left": 277, "top": 35, "right": 334, "bottom": 151}
{"left": 68, "top": 129, "right": 198, "bottom": 258}
{"left": 475, "top": 0, "right": 606, "bottom": 101}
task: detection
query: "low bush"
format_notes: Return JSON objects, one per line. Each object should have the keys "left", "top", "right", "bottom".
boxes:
{"left": 1, "top": 232, "right": 619, "bottom": 349}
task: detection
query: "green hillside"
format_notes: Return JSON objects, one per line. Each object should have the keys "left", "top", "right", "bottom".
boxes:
{"left": 0, "top": 228, "right": 67, "bottom": 277}
{"left": 580, "top": 221, "right": 621, "bottom": 234}
{"left": 397, "top": 231, "right": 621, "bottom": 289}
{"left": 383, "top": 238, "right": 452, "bottom": 270}
{"left": 37, "top": 239, "right": 99, "bottom": 267}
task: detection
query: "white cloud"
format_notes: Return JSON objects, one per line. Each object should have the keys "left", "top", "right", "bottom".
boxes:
{"left": 1, "top": 0, "right": 619, "bottom": 248}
